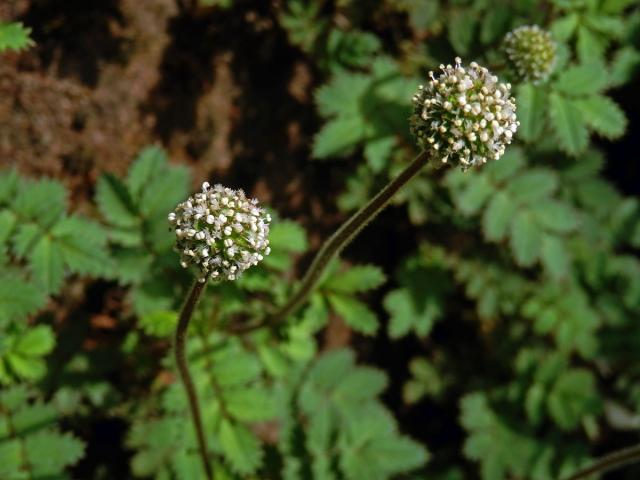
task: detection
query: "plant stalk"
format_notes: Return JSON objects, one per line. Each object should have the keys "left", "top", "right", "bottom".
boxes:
{"left": 233, "top": 149, "right": 430, "bottom": 334}
{"left": 175, "top": 279, "right": 213, "bottom": 480}
{"left": 563, "top": 443, "right": 640, "bottom": 480}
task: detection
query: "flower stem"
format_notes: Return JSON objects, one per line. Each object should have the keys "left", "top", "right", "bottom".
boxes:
{"left": 563, "top": 443, "right": 640, "bottom": 480}
{"left": 175, "top": 279, "right": 213, "bottom": 480}
{"left": 233, "top": 149, "right": 431, "bottom": 334}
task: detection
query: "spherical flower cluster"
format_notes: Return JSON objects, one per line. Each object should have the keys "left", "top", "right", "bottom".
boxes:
{"left": 503, "top": 25, "right": 556, "bottom": 83}
{"left": 410, "top": 57, "right": 519, "bottom": 169}
{"left": 168, "top": 182, "right": 271, "bottom": 282}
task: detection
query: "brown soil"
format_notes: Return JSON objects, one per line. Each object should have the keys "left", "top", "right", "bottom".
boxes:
{"left": 1, "top": 0, "right": 339, "bottom": 236}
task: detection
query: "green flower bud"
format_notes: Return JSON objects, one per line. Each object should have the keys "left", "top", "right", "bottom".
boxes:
{"left": 503, "top": 25, "right": 557, "bottom": 83}
{"left": 410, "top": 58, "right": 519, "bottom": 169}
{"left": 169, "top": 183, "right": 271, "bottom": 282}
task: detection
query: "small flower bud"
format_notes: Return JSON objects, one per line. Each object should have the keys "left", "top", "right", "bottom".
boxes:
{"left": 169, "top": 182, "right": 271, "bottom": 282}
{"left": 410, "top": 58, "right": 519, "bottom": 170}
{"left": 503, "top": 25, "right": 557, "bottom": 83}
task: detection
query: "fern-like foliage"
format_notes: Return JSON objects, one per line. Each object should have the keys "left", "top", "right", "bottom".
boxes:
{"left": 0, "top": 22, "right": 34, "bottom": 53}
{"left": 282, "top": 349, "right": 429, "bottom": 480}
{"left": 129, "top": 336, "right": 275, "bottom": 477}
{"left": 0, "top": 169, "right": 113, "bottom": 388}
{"left": 0, "top": 170, "right": 112, "bottom": 294}
{"left": 0, "top": 386, "right": 85, "bottom": 478}
{"left": 96, "top": 146, "right": 191, "bottom": 316}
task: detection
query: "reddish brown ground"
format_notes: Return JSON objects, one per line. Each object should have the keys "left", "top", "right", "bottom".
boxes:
{"left": 1, "top": 0, "right": 337, "bottom": 231}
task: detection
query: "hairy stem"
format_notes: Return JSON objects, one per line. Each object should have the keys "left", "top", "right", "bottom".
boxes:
{"left": 233, "top": 149, "right": 431, "bottom": 334}
{"left": 175, "top": 279, "right": 213, "bottom": 480}
{"left": 563, "top": 443, "right": 640, "bottom": 480}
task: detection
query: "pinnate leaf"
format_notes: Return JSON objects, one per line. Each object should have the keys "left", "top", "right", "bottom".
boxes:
{"left": 510, "top": 211, "right": 541, "bottom": 267}
{"left": 328, "top": 294, "right": 379, "bottom": 335}
{"left": 326, "top": 264, "right": 386, "bottom": 293}
{"left": 553, "top": 63, "right": 609, "bottom": 97}
{"left": 0, "top": 22, "right": 34, "bottom": 52}
{"left": 575, "top": 95, "right": 627, "bottom": 139}
{"left": 516, "top": 84, "right": 547, "bottom": 142}
{"left": 218, "top": 419, "right": 262, "bottom": 475}
{"left": 548, "top": 93, "right": 589, "bottom": 156}
{"left": 96, "top": 173, "right": 139, "bottom": 228}
{"left": 482, "top": 192, "right": 516, "bottom": 242}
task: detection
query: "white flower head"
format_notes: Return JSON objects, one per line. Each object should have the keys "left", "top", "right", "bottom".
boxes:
{"left": 410, "top": 58, "right": 519, "bottom": 170}
{"left": 503, "top": 25, "right": 556, "bottom": 83}
{"left": 169, "top": 182, "right": 271, "bottom": 282}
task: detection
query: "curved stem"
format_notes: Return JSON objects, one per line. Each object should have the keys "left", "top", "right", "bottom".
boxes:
{"left": 233, "top": 149, "right": 431, "bottom": 334}
{"left": 175, "top": 279, "right": 213, "bottom": 480}
{"left": 563, "top": 443, "right": 640, "bottom": 480}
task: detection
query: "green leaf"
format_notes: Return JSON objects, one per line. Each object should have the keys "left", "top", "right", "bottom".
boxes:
{"left": 550, "top": 14, "right": 579, "bottom": 41}
{"left": 384, "top": 288, "right": 438, "bottom": 339}
{"left": 269, "top": 220, "right": 307, "bottom": 253}
{"left": 13, "top": 179, "right": 66, "bottom": 226}
{"left": 139, "top": 310, "right": 177, "bottom": 337}
{"left": 364, "top": 136, "right": 396, "bottom": 172}
{"left": 218, "top": 419, "right": 262, "bottom": 474}
{"left": 541, "top": 234, "right": 571, "bottom": 280}
{"left": 12, "top": 224, "right": 40, "bottom": 257}
{"left": 340, "top": 408, "right": 428, "bottom": 480}
{"left": 51, "top": 216, "right": 112, "bottom": 277}
{"left": 0, "top": 169, "right": 20, "bottom": 204}
{"left": 609, "top": 47, "right": 640, "bottom": 87}
{"left": 482, "top": 192, "right": 516, "bottom": 242}
{"left": 325, "top": 264, "right": 386, "bottom": 293}
{"left": 111, "top": 248, "right": 152, "bottom": 283}
{"left": 333, "top": 368, "right": 388, "bottom": 406}
{"left": 448, "top": 10, "right": 477, "bottom": 55}
{"left": 140, "top": 165, "right": 190, "bottom": 217}
{"left": 312, "top": 115, "right": 367, "bottom": 159}
{"left": 485, "top": 147, "right": 526, "bottom": 183}
{"left": 315, "top": 72, "right": 369, "bottom": 118}
{"left": 576, "top": 26, "right": 606, "bottom": 64}
{"left": 575, "top": 95, "right": 627, "bottom": 139}
{"left": 0, "top": 22, "right": 34, "bottom": 52}
{"left": 507, "top": 170, "right": 558, "bottom": 205}
{"left": 328, "top": 294, "right": 378, "bottom": 335}
{"left": 455, "top": 174, "right": 493, "bottom": 215}
{"left": 553, "top": 63, "right": 609, "bottom": 97}
{"left": 403, "top": 358, "right": 444, "bottom": 404}
{"left": 0, "top": 439, "right": 21, "bottom": 478}
{"left": 126, "top": 146, "right": 169, "bottom": 201}
{"left": 96, "top": 173, "right": 139, "bottom": 228}
{"left": 480, "top": 8, "right": 510, "bottom": 44}
{"left": 15, "top": 325, "right": 55, "bottom": 356}
{"left": 548, "top": 93, "right": 589, "bottom": 156}
{"left": 584, "top": 13, "right": 625, "bottom": 38}
{"left": 5, "top": 353, "right": 46, "bottom": 381}
{"left": 210, "top": 345, "right": 261, "bottom": 387}
{"left": 516, "top": 84, "right": 547, "bottom": 142}
{"left": 30, "top": 236, "right": 65, "bottom": 292}
{"left": 327, "top": 30, "right": 381, "bottom": 69}
{"left": 0, "top": 277, "right": 46, "bottom": 322}
{"left": 223, "top": 387, "right": 277, "bottom": 422}
{"left": 529, "top": 200, "right": 579, "bottom": 233}
{"left": 547, "top": 369, "right": 601, "bottom": 431}
{"left": 25, "top": 431, "right": 85, "bottom": 476}
{"left": 601, "top": 0, "right": 638, "bottom": 13}
{"left": 510, "top": 211, "right": 541, "bottom": 267}
{"left": 525, "top": 383, "right": 546, "bottom": 425}
{"left": 460, "top": 392, "right": 536, "bottom": 480}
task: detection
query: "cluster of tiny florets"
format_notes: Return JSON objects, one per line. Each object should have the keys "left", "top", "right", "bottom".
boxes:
{"left": 503, "top": 25, "right": 556, "bottom": 83}
{"left": 410, "top": 57, "right": 519, "bottom": 169}
{"left": 168, "top": 182, "right": 271, "bottom": 282}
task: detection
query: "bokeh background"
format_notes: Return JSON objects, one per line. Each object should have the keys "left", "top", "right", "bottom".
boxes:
{"left": 1, "top": 0, "right": 640, "bottom": 479}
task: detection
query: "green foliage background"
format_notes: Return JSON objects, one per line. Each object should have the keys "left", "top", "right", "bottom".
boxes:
{"left": 1, "top": 0, "right": 640, "bottom": 478}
